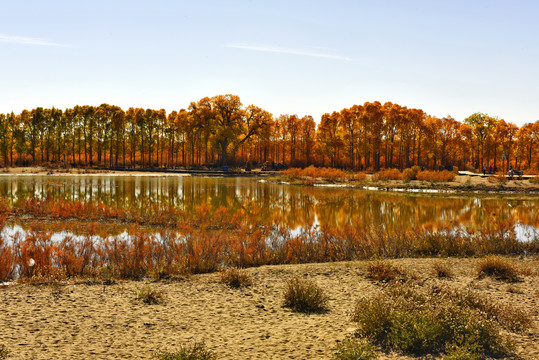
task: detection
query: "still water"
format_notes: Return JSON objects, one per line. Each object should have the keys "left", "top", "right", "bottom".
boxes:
{"left": 0, "top": 175, "right": 538, "bottom": 239}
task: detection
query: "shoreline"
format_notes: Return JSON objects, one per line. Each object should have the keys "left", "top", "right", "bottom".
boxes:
{"left": 1, "top": 166, "right": 539, "bottom": 194}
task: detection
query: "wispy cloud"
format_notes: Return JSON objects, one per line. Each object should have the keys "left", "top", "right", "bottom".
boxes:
{"left": 225, "top": 43, "right": 352, "bottom": 61}
{"left": 0, "top": 34, "right": 70, "bottom": 47}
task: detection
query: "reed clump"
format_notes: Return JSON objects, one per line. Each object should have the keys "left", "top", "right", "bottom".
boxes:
{"left": 0, "top": 198, "right": 537, "bottom": 282}
{"left": 283, "top": 277, "right": 329, "bottom": 313}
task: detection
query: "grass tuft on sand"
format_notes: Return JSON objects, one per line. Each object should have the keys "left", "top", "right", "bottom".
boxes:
{"left": 156, "top": 342, "right": 216, "bottom": 360}
{"left": 283, "top": 277, "right": 329, "bottom": 313}
{"left": 219, "top": 268, "right": 252, "bottom": 289}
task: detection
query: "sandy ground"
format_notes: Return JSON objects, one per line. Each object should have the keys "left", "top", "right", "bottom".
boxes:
{"left": 0, "top": 258, "right": 537, "bottom": 360}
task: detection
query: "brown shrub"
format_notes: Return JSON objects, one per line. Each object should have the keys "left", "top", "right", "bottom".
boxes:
{"left": 373, "top": 169, "right": 402, "bottom": 181}
{"left": 477, "top": 256, "right": 521, "bottom": 282}
{"left": 416, "top": 170, "right": 455, "bottom": 182}
{"left": 402, "top": 166, "right": 421, "bottom": 181}
{"left": 366, "top": 261, "right": 408, "bottom": 283}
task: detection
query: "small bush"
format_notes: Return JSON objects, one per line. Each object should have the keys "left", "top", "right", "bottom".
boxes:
{"left": 529, "top": 176, "right": 539, "bottom": 184}
{"left": 443, "top": 345, "right": 481, "bottom": 360}
{"left": 333, "top": 336, "right": 378, "bottom": 360}
{"left": 416, "top": 170, "right": 455, "bottom": 182}
{"left": 283, "top": 277, "right": 329, "bottom": 313}
{"left": 135, "top": 285, "right": 166, "bottom": 305}
{"left": 433, "top": 261, "right": 453, "bottom": 279}
{"left": 402, "top": 166, "right": 420, "bottom": 181}
{"left": 352, "top": 284, "right": 515, "bottom": 357}
{"left": 156, "top": 342, "right": 216, "bottom": 360}
{"left": 373, "top": 169, "right": 402, "bottom": 181}
{"left": 351, "top": 172, "right": 367, "bottom": 181}
{"left": 477, "top": 256, "right": 521, "bottom": 282}
{"left": 220, "top": 268, "right": 252, "bottom": 288}
{"left": 366, "top": 261, "right": 407, "bottom": 283}
{"left": 0, "top": 344, "right": 8, "bottom": 360}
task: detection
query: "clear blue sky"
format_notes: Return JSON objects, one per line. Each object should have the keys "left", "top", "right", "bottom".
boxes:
{"left": 1, "top": 0, "right": 538, "bottom": 125}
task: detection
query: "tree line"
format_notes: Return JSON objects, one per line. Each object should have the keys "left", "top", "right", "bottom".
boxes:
{"left": 0, "top": 94, "right": 537, "bottom": 171}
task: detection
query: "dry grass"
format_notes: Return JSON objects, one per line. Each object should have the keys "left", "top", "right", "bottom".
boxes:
{"left": 283, "top": 277, "right": 329, "bottom": 313}
{"left": 477, "top": 256, "right": 521, "bottom": 282}
{"left": 135, "top": 285, "right": 166, "bottom": 305}
{"left": 219, "top": 268, "right": 252, "bottom": 288}
{"left": 366, "top": 261, "right": 408, "bottom": 283}
{"left": 487, "top": 175, "right": 507, "bottom": 185}
{"left": 156, "top": 342, "right": 216, "bottom": 360}
{"left": 432, "top": 260, "right": 453, "bottom": 279}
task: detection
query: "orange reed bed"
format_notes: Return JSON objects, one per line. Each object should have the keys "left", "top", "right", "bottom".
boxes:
{"left": 1, "top": 210, "right": 537, "bottom": 282}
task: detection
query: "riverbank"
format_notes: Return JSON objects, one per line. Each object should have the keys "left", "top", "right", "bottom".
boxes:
{"left": 268, "top": 173, "right": 539, "bottom": 194}
{"left": 2, "top": 166, "right": 539, "bottom": 193}
{"left": 0, "top": 257, "right": 537, "bottom": 360}
{"left": 0, "top": 166, "right": 276, "bottom": 177}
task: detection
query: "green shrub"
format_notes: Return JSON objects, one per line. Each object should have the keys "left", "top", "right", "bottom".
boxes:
{"left": 443, "top": 345, "right": 481, "bottom": 360}
{"left": 333, "top": 336, "right": 377, "bottom": 360}
{"left": 219, "top": 268, "right": 252, "bottom": 288}
{"left": 135, "top": 285, "right": 166, "bottom": 305}
{"left": 156, "top": 342, "right": 216, "bottom": 360}
{"left": 283, "top": 277, "right": 329, "bottom": 313}
{"left": 351, "top": 284, "right": 515, "bottom": 357}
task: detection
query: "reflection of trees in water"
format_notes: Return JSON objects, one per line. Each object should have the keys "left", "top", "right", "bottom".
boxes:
{"left": 0, "top": 176, "right": 537, "bottom": 231}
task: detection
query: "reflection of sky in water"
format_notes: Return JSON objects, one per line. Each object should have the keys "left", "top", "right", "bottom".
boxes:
{"left": 0, "top": 175, "right": 538, "bottom": 240}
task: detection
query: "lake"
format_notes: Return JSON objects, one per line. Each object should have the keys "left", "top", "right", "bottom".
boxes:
{"left": 0, "top": 174, "right": 538, "bottom": 241}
